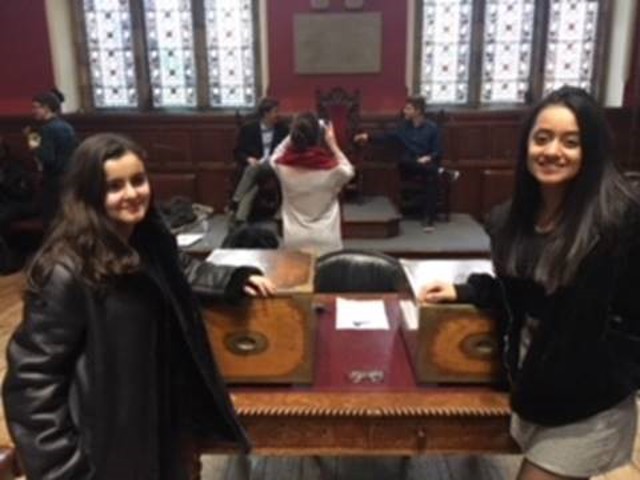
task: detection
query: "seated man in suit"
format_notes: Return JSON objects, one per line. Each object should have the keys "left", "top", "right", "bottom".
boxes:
{"left": 227, "top": 97, "right": 289, "bottom": 225}
{"left": 354, "top": 96, "right": 442, "bottom": 232}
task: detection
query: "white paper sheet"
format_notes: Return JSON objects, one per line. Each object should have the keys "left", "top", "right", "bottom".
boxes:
{"left": 176, "top": 233, "right": 204, "bottom": 247}
{"left": 400, "top": 259, "right": 494, "bottom": 298}
{"left": 335, "top": 298, "right": 390, "bottom": 330}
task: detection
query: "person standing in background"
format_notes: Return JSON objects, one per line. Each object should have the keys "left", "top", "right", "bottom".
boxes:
{"left": 28, "top": 88, "right": 78, "bottom": 225}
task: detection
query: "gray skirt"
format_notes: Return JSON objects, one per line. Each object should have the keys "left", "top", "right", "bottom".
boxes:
{"left": 510, "top": 394, "right": 638, "bottom": 477}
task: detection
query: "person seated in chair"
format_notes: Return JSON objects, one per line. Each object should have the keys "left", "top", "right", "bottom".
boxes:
{"left": 354, "top": 95, "right": 442, "bottom": 232}
{"left": 227, "top": 97, "right": 289, "bottom": 225}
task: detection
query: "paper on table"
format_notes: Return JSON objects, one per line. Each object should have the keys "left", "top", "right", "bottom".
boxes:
{"left": 400, "top": 259, "right": 494, "bottom": 299}
{"left": 176, "top": 233, "right": 205, "bottom": 247}
{"left": 335, "top": 297, "right": 390, "bottom": 330}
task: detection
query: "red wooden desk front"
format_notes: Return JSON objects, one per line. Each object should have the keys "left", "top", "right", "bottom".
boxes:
{"left": 208, "top": 296, "right": 516, "bottom": 456}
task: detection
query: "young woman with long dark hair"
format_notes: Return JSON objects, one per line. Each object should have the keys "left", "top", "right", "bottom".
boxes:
{"left": 421, "top": 86, "right": 640, "bottom": 479}
{"left": 2, "top": 133, "right": 274, "bottom": 479}
{"left": 269, "top": 112, "right": 354, "bottom": 254}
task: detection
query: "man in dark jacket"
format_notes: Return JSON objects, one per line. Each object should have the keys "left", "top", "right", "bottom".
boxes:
{"left": 29, "top": 89, "right": 78, "bottom": 224}
{"left": 227, "top": 97, "right": 289, "bottom": 224}
{"left": 354, "top": 96, "right": 442, "bottom": 231}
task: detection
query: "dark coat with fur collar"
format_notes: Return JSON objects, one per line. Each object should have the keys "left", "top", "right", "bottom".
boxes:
{"left": 456, "top": 202, "right": 640, "bottom": 426}
{"left": 3, "top": 216, "right": 257, "bottom": 479}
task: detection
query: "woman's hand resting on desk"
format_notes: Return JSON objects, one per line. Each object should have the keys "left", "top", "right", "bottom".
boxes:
{"left": 244, "top": 275, "right": 276, "bottom": 297}
{"left": 419, "top": 282, "right": 457, "bottom": 303}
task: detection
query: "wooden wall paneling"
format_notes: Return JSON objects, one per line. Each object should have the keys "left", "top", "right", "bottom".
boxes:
{"left": 203, "top": 126, "right": 238, "bottom": 164}
{"left": 448, "top": 167, "right": 484, "bottom": 220}
{"left": 480, "top": 169, "right": 515, "bottom": 220}
{"left": 1, "top": 108, "right": 637, "bottom": 219}
{"left": 449, "top": 125, "right": 493, "bottom": 163}
{"left": 605, "top": 109, "right": 634, "bottom": 169}
{"left": 195, "top": 162, "right": 235, "bottom": 210}
{"left": 490, "top": 124, "right": 520, "bottom": 162}
{"left": 149, "top": 172, "right": 197, "bottom": 203}
{"left": 191, "top": 127, "right": 236, "bottom": 165}
{"left": 146, "top": 130, "right": 193, "bottom": 166}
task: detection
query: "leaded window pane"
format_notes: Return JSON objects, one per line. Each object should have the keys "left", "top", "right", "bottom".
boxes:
{"left": 481, "top": 0, "right": 535, "bottom": 103}
{"left": 418, "top": 0, "right": 472, "bottom": 104}
{"left": 543, "top": 0, "right": 599, "bottom": 93}
{"left": 204, "top": 0, "right": 256, "bottom": 107}
{"left": 143, "top": 0, "right": 197, "bottom": 107}
{"left": 83, "top": 0, "right": 138, "bottom": 108}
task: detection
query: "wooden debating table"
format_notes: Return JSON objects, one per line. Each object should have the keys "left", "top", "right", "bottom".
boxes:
{"left": 201, "top": 294, "right": 516, "bottom": 458}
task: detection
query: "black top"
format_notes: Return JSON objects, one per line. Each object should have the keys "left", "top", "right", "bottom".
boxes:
{"left": 456, "top": 202, "right": 640, "bottom": 426}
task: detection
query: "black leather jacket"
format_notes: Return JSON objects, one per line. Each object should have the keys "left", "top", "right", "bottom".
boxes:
{"left": 2, "top": 218, "right": 258, "bottom": 479}
{"left": 456, "top": 203, "right": 640, "bottom": 426}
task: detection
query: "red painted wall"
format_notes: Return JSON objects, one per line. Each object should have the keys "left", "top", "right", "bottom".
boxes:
{"left": 0, "top": 1, "right": 54, "bottom": 115}
{"left": 0, "top": 1, "right": 408, "bottom": 115}
{"left": 266, "top": 0, "right": 408, "bottom": 114}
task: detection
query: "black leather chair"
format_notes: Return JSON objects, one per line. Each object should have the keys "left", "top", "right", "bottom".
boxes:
{"left": 314, "top": 249, "right": 408, "bottom": 293}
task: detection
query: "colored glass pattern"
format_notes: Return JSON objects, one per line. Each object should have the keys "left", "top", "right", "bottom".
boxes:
{"left": 544, "top": 0, "right": 599, "bottom": 93}
{"left": 204, "top": 0, "right": 257, "bottom": 107}
{"left": 419, "top": 0, "right": 473, "bottom": 104}
{"left": 143, "top": 0, "right": 197, "bottom": 107}
{"left": 83, "top": 0, "right": 138, "bottom": 107}
{"left": 481, "top": 0, "right": 535, "bottom": 103}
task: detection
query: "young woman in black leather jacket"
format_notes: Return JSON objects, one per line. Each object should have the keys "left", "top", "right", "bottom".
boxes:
{"left": 2, "top": 133, "right": 274, "bottom": 479}
{"left": 421, "top": 87, "right": 640, "bottom": 480}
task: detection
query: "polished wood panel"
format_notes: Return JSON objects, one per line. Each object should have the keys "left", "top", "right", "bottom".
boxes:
{"left": 203, "top": 250, "right": 316, "bottom": 384}
{"left": 1, "top": 108, "right": 637, "bottom": 217}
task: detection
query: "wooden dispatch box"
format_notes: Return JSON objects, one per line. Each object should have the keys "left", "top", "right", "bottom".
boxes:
{"left": 202, "top": 249, "right": 316, "bottom": 384}
{"left": 399, "top": 259, "right": 504, "bottom": 384}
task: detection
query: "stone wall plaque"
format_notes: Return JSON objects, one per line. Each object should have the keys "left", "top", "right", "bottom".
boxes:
{"left": 294, "top": 13, "right": 381, "bottom": 74}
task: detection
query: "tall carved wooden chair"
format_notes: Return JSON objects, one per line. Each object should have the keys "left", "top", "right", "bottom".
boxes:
{"left": 315, "top": 87, "right": 364, "bottom": 202}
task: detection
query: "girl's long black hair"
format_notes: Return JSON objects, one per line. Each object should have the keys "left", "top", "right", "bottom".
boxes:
{"left": 493, "top": 86, "right": 638, "bottom": 292}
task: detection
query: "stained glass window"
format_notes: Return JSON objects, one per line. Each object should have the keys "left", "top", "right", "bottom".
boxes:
{"left": 204, "top": 0, "right": 257, "bottom": 107}
{"left": 82, "top": 0, "right": 138, "bottom": 108}
{"left": 543, "top": 0, "right": 599, "bottom": 93}
{"left": 143, "top": 0, "right": 197, "bottom": 107}
{"left": 418, "top": 0, "right": 473, "bottom": 104}
{"left": 481, "top": 0, "right": 535, "bottom": 103}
